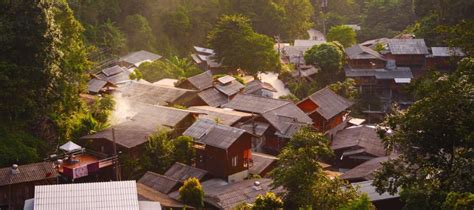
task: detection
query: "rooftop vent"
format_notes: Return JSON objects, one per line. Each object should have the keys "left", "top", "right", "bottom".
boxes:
{"left": 11, "top": 164, "right": 19, "bottom": 175}
{"left": 252, "top": 181, "right": 262, "bottom": 191}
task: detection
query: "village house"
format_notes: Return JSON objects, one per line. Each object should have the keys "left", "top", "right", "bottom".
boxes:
{"left": 352, "top": 180, "right": 402, "bottom": 210}
{"left": 183, "top": 119, "right": 253, "bottom": 182}
{"left": 0, "top": 162, "right": 58, "bottom": 210}
{"left": 80, "top": 103, "right": 197, "bottom": 157}
{"left": 191, "top": 46, "right": 229, "bottom": 73}
{"left": 280, "top": 39, "right": 325, "bottom": 65}
{"left": 87, "top": 65, "right": 130, "bottom": 94}
{"left": 119, "top": 50, "right": 162, "bottom": 69}
{"left": 24, "top": 181, "right": 162, "bottom": 210}
{"left": 426, "top": 47, "right": 466, "bottom": 72}
{"left": 330, "top": 125, "right": 387, "bottom": 170}
{"left": 297, "top": 87, "right": 353, "bottom": 137}
{"left": 176, "top": 70, "right": 214, "bottom": 91}
{"left": 345, "top": 44, "right": 387, "bottom": 69}
{"left": 189, "top": 106, "right": 253, "bottom": 126}
{"left": 243, "top": 80, "right": 277, "bottom": 98}
{"left": 291, "top": 64, "right": 319, "bottom": 82}
{"left": 382, "top": 39, "right": 429, "bottom": 77}
{"left": 222, "top": 94, "right": 312, "bottom": 153}
{"left": 248, "top": 152, "right": 278, "bottom": 177}
{"left": 340, "top": 156, "right": 393, "bottom": 183}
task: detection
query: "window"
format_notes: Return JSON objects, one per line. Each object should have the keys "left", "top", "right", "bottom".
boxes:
{"left": 231, "top": 156, "right": 238, "bottom": 167}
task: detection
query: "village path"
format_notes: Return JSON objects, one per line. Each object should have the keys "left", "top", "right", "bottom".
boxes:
{"left": 257, "top": 72, "right": 290, "bottom": 98}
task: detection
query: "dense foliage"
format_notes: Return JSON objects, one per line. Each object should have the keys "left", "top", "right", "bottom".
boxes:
{"left": 373, "top": 58, "right": 474, "bottom": 209}
{"left": 136, "top": 57, "right": 201, "bottom": 82}
{"left": 179, "top": 177, "right": 205, "bottom": 209}
{"left": 327, "top": 25, "right": 357, "bottom": 47}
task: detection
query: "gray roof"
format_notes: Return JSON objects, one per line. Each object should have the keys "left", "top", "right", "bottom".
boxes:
{"left": 223, "top": 94, "right": 312, "bottom": 136}
{"left": 341, "top": 156, "right": 391, "bottom": 181}
{"left": 186, "top": 71, "right": 213, "bottom": 90}
{"left": 305, "top": 87, "right": 353, "bottom": 120}
{"left": 291, "top": 66, "right": 319, "bottom": 78}
{"left": 33, "top": 181, "right": 140, "bottom": 210}
{"left": 164, "top": 162, "right": 208, "bottom": 182}
{"left": 189, "top": 106, "right": 252, "bottom": 126}
{"left": 294, "top": 39, "right": 325, "bottom": 47}
{"left": 243, "top": 80, "right": 277, "bottom": 94}
{"left": 217, "top": 75, "right": 236, "bottom": 84}
{"left": 82, "top": 104, "right": 192, "bottom": 148}
{"left": 194, "top": 46, "right": 215, "bottom": 55}
{"left": 88, "top": 78, "right": 108, "bottom": 93}
{"left": 345, "top": 44, "right": 385, "bottom": 60}
{"left": 0, "top": 162, "right": 58, "bottom": 186}
{"left": 102, "top": 65, "right": 127, "bottom": 77}
{"left": 215, "top": 80, "right": 245, "bottom": 96}
{"left": 198, "top": 88, "right": 229, "bottom": 107}
{"left": 138, "top": 171, "right": 179, "bottom": 194}
{"left": 120, "top": 50, "right": 162, "bottom": 67}
{"left": 345, "top": 67, "right": 413, "bottom": 80}
{"left": 431, "top": 47, "right": 465, "bottom": 57}
{"left": 387, "top": 39, "right": 429, "bottom": 55}
{"left": 119, "top": 82, "right": 197, "bottom": 106}
{"left": 183, "top": 119, "right": 247, "bottom": 149}
{"left": 202, "top": 178, "right": 284, "bottom": 210}
{"left": 331, "top": 125, "right": 386, "bottom": 157}
{"left": 237, "top": 121, "right": 270, "bottom": 136}
{"left": 249, "top": 153, "right": 278, "bottom": 175}
{"left": 352, "top": 180, "right": 399, "bottom": 202}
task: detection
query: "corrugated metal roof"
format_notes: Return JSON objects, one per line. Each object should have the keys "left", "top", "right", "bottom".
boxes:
{"left": 183, "top": 119, "right": 247, "bottom": 149}
{"left": 119, "top": 82, "right": 197, "bottom": 106}
{"left": 102, "top": 65, "right": 127, "bottom": 77}
{"left": 431, "top": 47, "right": 465, "bottom": 57}
{"left": 33, "top": 181, "right": 140, "bottom": 210}
{"left": 138, "top": 171, "right": 179, "bottom": 194}
{"left": 189, "top": 106, "right": 252, "bottom": 126}
{"left": 198, "top": 88, "right": 229, "bottom": 107}
{"left": 345, "top": 44, "right": 385, "bottom": 60}
{"left": 341, "top": 156, "right": 391, "bottom": 181}
{"left": 249, "top": 153, "right": 277, "bottom": 175}
{"left": 164, "top": 162, "right": 208, "bottom": 182}
{"left": 223, "top": 94, "right": 289, "bottom": 114}
{"left": 194, "top": 46, "right": 215, "bottom": 55}
{"left": 306, "top": 87, "right": 353, "bottom": 120}
{"left": 0, "top": 162, "right": 58, "bottom": 186}
{"left": 345, "top": 67, "right": 413, "bottom": 80}
{"left": 294, "top": 39, "right": 325, "bottom": 47}
{"left": 88, "top": 78, "right": 108, "bottom": 93}
{"left": 215, "top": 80, "right": 244, "bottom": 96}
{"left": 352, "top": 180, "right": 399, "bottom": 201}
{"left": 387, "top": 39, "right": 429, "bottom": 55}
{"left": 120, "top": 50, "right": 162, "bottom": 67}
{"left": 331, "top": 125, "right": 386, "bottom": 157}
{"left": 217, "top": 75, "right": 236, "bottom": 85}
{"left": 186, "top": 71, "right": 213, "bottom": 91}
{"left": 237, "top": 121, "right": 270, "bottom": 136}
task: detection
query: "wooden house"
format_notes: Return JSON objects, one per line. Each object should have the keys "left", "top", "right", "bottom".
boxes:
{"left": 222, "top": 94, "right": 312, "bottom": 154}
{"left": 0, "top": 162, "right": 58, "bottom": 210}
{"left": 426, "top": 47, "right": 466, "bottom": 72}
{"left": 331, "top": 125, "right": 387, "bottom": 169}
{"left": 119, "top": 50, "right": 162, "bottom": 68}
{"left": 383, "top": 39, "right": 429, "bottom": 77}
{"left": 189, "top": 106, "right": 252, "bottom": 126}
{"left": 243, "top": 80, "right": 277, "bottom": 98}
{"left": 183, "top": 119, "right": 253, "bottom": 182}
{"left": 297, "top": 87, "right": 353, "bottom": 136}
{"left": 340, "top": 156, "right": 391, "bottom": 183}
{"left": 248, "top": 152, "right": 278, "bottom": 177}
{"left": 345, "top": 44, "right": 386, "bottom": 69}
{"left": 176, "top": 71, "right": 214, "bottom": 91}
{"left": 80, "top": 104, "right": 196, "bottom": 157}
{"left": 190, "top": 46, "right": 231, "bottom": 74}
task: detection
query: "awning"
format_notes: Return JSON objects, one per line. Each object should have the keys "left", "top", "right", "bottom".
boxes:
{"left": 59, "top": 141, "right": 82, "bottom": 153}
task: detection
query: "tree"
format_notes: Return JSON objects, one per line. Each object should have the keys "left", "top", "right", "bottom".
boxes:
{"left": 172, "top": 136, "right": 195, "bottom": 165}
{"left": 442, "top": 192, "right": 474, "bottom": 210}
{"left": 373, "top": 58, "right": 474, "bottom": 209}
{"left": 281, "top": 0, "right": 314, "bottom": 40}
{"left": 208, "top": 15, "right": 280, "bottom": 75}
{"left": 252, "top": 192, "right": 284, "bottom": 210}
{"left": 329, "top": 78, "right": 358, "bottom": 100}
{"left": 327, "top": 25, "right": 356, "bottom": 47}
{"left": 136, "top": 58, "right": 200, "bottom": 82}
{"left": 122, "top": 14, "right": 156, "bottom": 52}
{"left": 304, "top": 42, "right": 345, "bottom": 87}
{"left": 84, "top": 20, "right": 127, "bottom": 56}
{"left": 271, "top": 126, "right": 361, "bottom": 209}
{"left": 340, "top": 194, "right": 375, "bottom": 210}
{"left": 179, "top": 177, "right": 204, "bottom": 209}
{"left": 141, "top": 130, "right": 175, "bottom": 174}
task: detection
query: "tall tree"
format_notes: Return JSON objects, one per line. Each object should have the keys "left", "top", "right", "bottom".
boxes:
{"left": 270, "top": 126, "right": 360, "bottom": 209}
{"left": 122, "top": 14, "right": 156, "bottom": 52}
{"left": 179, "top": 177, "right": 204, "bottom": 209}
{"left": 304, "top": 41, "right": 345, "bottom": 87}
{"left": 373, "top": 58, "right": 474, "bottom": 209}
{"left": 327, "top": 25, "right": 356, "bottom": 47}
{"left": 208, "top": 15, "right": 280, "bottom": 75}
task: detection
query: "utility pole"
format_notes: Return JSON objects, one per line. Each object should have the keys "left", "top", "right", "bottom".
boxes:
{"left": 112, "top": 128, "right": 121, "bottom": 181}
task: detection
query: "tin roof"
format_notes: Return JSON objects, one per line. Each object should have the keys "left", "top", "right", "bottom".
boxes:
{"left": 331, "top": 125, "right": 386, "bottom": 157}
{"left": 431, "top": 47, "right": 465, "bottom": 57}
{"left": 352, "top": 180, "right": 399, "bottom": 202}
{"left": 33, "top": 181, "right": 140, "bottom": 210}
{"left": 120, "top": 50, "right": 162, "bottom": 67}
{"left": 183, "top": 119, "right": 247, "bottom": 149}
{"left": 249, "top": 153, "right": 278, "bottom": 175}
{"left": 341, "top": 156, "right": 391, "bottom": 181}
{"left": 305, "top": 87, "right": 353, "bottom": 120}
{"left": 164, "top": 162, "right": 208, "bottom": 182}
{"left": 387, "top": 39, "right": 429, "bottom": 55}
{"left": 186, "top": 71, "right": 213, "bottom": 90}
{"left": 215, "top": 80, "right": 244, "bottom": 96}
{"left": 345, "top": 44, "right": 385, "bottom": 60}
{"left": 119, "top": 82, "right": 197, "bottom": 106}
{"left": 198, "top": 88, "right": 229, "bottom": 107}
{"left": 138, "top": 171, "right": 179, "bottom": 194}
{"left": 0, "top": 162, "right": 58, "bottom": 186}
{"left": 189, "top": 106, "right": 252, "bottom": 126}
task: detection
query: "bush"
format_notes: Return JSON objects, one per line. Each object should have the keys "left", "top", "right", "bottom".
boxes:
{"left": 179, "top": 177, "right": 204, "bottom": 208}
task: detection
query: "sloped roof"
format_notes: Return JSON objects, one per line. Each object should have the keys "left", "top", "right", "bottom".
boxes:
{"left": 223, "top": 94, "right": 312, "bottom": 136}
{"left": 249, "top": 153, "right": 278, "bottom": 175}
{"left": 186, "top": 71, "right": 213, "bottom": 91}
{"left": 102, "top": 65, "right": 127, "bottom": 77}
{"left": 164, "top": 162, "right": 208, "bottom": 182}
{"left": 189, "top": 106, "right": 252, "bottom": 126}
{"left": 294, "top": 39, "right": 325, "bottom": 47}
{"left": 138, "top": 171, "right": 179, "bottom": 194}
{"left": 345, "top": 44, "right": 385, "bottom": 60}
{"left": 217, "top": 75, "right": 236, "bottom": 84}
{"left": 387, "top": 39, "right": 429, "bottom": 55}
{"left": 341, "top": 156, "right": 391, "bottom": 181}
{"left": 243, "top": 80, "right": 277, "bottom": 94}
{"left": 82, "top": 104, "right": 192, "bottom": 148}
{"left": 203, "top": 178, "right": 284, "bottom": 210}
{"left": 33, "top": 181, "right": 140, "bottom": 210}
{"left": 136, "top": 183, "right": 185, "bottom": 208}
{"left": 215, "top": 80, "right": 245, "bottom": 96}
{"left": 194, "top": 46, "right": 215, "bottom": 55}
{"left": 431, "top": 47, "right": 465, "bottom": 57}
{"left": 97, "top": 70, "right": 131, "bottom": 84}
{"left": 345, "top": 67, "right": 413, "bottom": 79}
{"left": 0, "top": 162, "right": 58, "bottom": 186}
{"left": 237, "top": 121, "right": 271, "bottom": 137}
{"left": 120, "top": 50, "right": 162, "bottom": 67}
{"left": 352, "top": 180, "right": 399, "bottom": 202}
{"left": 119, "top": 82, "right": 197, "bottom": 106}
{"left": 198, "top": 88, "right": 229, "bottom": 107}
{"left": 183, "top": 119, "right": 247, "bottom": 149}
{"left": 331, "top": 125, "right": 386, "bottom": 157}
{"left": 305, "top": 87, "right": 353, "bottom": 120}
{"left": 88, "top": 78, "right": 108, "bottom": 93}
